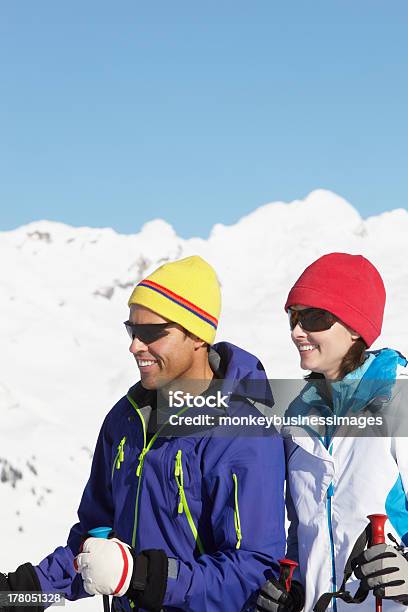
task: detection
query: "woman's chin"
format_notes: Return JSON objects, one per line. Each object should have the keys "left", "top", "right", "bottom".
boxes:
{"left": 300, "top": 355, "right": 318, "bottom": 370}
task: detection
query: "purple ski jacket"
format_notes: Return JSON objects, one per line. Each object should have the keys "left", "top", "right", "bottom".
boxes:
{"left": 34, "top": 342, "right": 285, "bottom": 611}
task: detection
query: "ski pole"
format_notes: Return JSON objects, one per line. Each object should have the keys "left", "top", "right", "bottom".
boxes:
{"left": 367, "top": 514, "right": 388, "bottom": 612}
{"left": 88, "top": 526, "right": 113, "bottom": 612}
{"left": 278, "top": 558, "right": 298, "bottom": 592}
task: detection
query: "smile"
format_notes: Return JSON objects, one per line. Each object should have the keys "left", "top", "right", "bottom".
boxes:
{"left": 298, "top": 344, "right": 319, "bottom": 352}
{"left": 137, "top": 359, "right": 158, "bottom": 367}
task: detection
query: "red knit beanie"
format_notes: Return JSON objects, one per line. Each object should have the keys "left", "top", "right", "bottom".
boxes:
{"left": 284, "top": 253, "right": 386, "bottom": 347}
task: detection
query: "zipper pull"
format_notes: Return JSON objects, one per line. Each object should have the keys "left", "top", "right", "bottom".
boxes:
{"left": 235, "top": 526, "right": 242, "bottom": 549}
{"left": 116, "top": 436, "right": 126, "bottom": 470}
{"left": 175, "top": 450, "right": 182, "bottom": 477}
{"left": 175, "top": 451, "right": 184, "bottom": 514}
{"left": 327, "top": 482, "right": 335, "bottom": 497}
{"left": 136, "top": 448, "right": 147, "bottom": 477}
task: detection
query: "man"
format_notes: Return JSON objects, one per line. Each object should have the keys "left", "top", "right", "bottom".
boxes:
{"left": 1, "top": 255, "right": 285, "bottom": 611}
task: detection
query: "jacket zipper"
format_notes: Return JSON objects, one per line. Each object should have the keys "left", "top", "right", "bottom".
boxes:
{"left": 174, "top": 449, "right": 205, "bottom": 554}
{"left": 326, "top": 441, "right": 337, "bottom": 611}
{"left": 232, "top": 473, "right": 242, "bottom": 549}
{"left": 126, "top": 394, "right": 191, "bottom": 550}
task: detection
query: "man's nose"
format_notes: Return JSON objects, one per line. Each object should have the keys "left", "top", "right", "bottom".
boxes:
{"left": 129, "top": 336, "right": 148, "bottom": 353}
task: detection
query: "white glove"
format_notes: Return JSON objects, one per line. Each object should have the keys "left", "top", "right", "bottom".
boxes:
{"left": 74, "top": 537, "right": 134, "bottom": 597}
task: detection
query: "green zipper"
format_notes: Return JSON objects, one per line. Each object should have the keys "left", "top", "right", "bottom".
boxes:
{"left": 126, "top": 394, "right": 191, "bottom": 550}
{"left": 232, "top": 473, "right": 242, "bottom": 549}
{"left": 111, "top": 436, "right": 126, "bottom": 479}
{"left": 174, "top": 450, "right": 205, "bottom": 554}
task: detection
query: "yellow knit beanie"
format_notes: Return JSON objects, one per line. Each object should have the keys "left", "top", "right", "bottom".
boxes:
{"left": 128, "top": 256, "right": 221, "bottom": 344}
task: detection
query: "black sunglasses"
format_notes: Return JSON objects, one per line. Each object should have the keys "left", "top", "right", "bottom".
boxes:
{"left": 124, "top": 321, "right": 173, "bottom": 344}
{"left": 288, "top": 308, "right": 337, "bottom": 332}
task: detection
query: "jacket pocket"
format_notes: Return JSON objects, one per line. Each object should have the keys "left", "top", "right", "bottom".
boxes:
{"left": 208, "top": 468, "right": 244, "bottom": 551}
{"left": 231, "top": 472, "right": 242, "bottom": 549}
{"left": 173, "top": 449, "right": 205, "bottom": 554}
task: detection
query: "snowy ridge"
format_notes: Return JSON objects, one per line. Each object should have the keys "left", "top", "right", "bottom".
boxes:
{"left": 1, "top": 190, "right": 407, "bottom": 610}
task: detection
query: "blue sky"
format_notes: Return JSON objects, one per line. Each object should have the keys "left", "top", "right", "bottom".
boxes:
{"left": 1, "top": 1, "right": 407, "bottom": 238}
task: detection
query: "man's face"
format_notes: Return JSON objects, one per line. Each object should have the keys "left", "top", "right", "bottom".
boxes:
{"left": 128, "top": 304, "right": 198, "bottom": 389}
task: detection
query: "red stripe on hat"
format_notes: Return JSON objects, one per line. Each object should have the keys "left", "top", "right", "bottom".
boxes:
{"left": 113, "top": 542, "right": 129, "bottom": 595}
{"left": 140, "top": 279, "right": 218, "bottom": 326}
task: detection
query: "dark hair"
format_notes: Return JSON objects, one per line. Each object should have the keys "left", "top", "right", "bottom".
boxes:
{"left": 182, "top": 328, "right": 210, "bottom": 351}
{"left": 305, "top": 338, "right": 368, "bottom": 381}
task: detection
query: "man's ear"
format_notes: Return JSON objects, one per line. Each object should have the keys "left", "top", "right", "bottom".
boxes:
{"left": 191, "top": 335, "right": 207, "bottom": 350}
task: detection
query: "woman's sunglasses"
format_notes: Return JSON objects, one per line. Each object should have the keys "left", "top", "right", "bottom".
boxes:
{"left": 124, "top": 321, "right": 173, "bottom": 344}
{"left": 288, "top": 308, "right": 338, "bottom": 332}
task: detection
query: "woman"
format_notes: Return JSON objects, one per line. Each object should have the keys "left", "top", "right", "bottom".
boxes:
{"left": 256, "top": 253, "right": 408, "bottom": 612}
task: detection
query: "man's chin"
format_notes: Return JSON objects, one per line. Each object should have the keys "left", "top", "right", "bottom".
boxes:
{"left": 140, "top": 378, "right": 158, "bottom": 390}
{"left": 140, "top": 374, "right": 169, "bottom": 391}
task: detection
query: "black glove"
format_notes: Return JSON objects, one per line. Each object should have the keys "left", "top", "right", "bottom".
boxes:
{"left": 126, "top": 549, "right": 168, "bottom": 612}
{"left": 0, "top": 563, "right": 43, "bottom": 612}
{"left": 353, "top": 543, "right": 408, "bottom": 604}
{"left": 256, "top": 577, "right": 305, "bottom": 612}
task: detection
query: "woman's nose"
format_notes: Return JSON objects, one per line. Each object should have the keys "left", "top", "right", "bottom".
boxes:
{"left": 291, "top": 323, "right": 307, "bottom": 340}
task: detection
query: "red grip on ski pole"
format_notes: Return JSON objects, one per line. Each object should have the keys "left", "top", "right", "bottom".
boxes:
{"left": 367, "top": 514, "right": 388, "bottom": 612}
{"left": 278, "top": 558, "right": 298, "bottom": 592}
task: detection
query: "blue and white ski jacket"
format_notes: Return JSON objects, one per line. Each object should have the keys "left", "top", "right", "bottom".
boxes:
{"left": 34, "top": 342, "right": 286, "bottom": 611}
{"left": 284, "top": 348, "right": 408, "bottom": 612}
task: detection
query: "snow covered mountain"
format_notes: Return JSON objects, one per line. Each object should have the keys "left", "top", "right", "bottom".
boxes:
{"left": 1, "top": 189, "right": 407, "bottom": 610}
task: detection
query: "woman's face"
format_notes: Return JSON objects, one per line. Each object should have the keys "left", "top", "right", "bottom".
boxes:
{"left": 290, "top": 304, "right": 360, "bottom": 380}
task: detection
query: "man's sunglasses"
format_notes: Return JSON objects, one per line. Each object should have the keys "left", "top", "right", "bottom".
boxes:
{"left": 124, "top": 321, "right": 173, "bottom": 344}
{"left": 288, "top": 308, "right": 337, "bottom": 332}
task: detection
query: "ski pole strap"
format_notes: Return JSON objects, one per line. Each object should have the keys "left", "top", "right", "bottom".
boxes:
{"left": 103, "top": 594, "right": 111, "bottom": 612}
{"left": 313, "top": 524, "right": 371, "bottom": 612}
{"left": 313, "top": 586, "right": 369, "bottom": 612}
